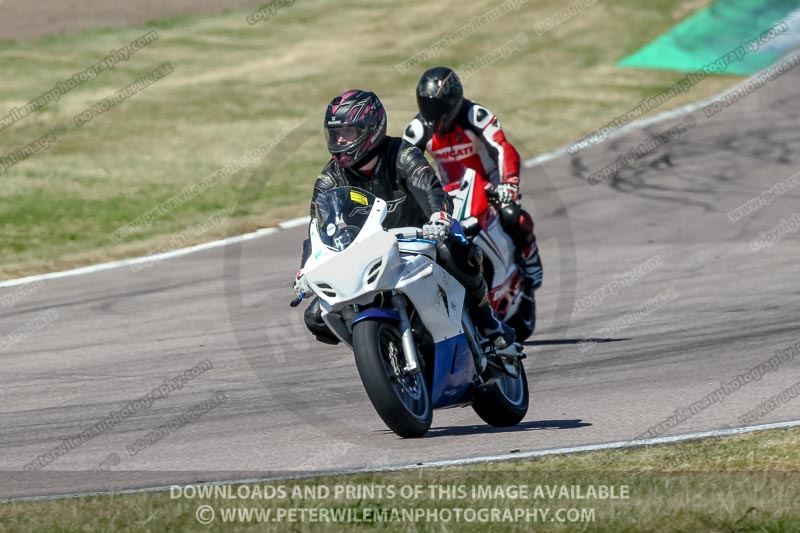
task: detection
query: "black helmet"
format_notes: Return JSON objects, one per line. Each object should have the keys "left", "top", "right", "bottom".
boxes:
{"left": 324, "top": 90, "right": 387, "bottom": 168}
{"left": 415, "top": 66, "right": 463, "bottom": 133}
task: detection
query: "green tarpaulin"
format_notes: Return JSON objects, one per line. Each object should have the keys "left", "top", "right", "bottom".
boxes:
{"left": 619, "top": 0, "right": 800, "bottom": 74}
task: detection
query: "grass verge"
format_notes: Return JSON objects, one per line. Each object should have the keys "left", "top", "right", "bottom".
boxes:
{"left": 0, "top": 0, "right": 740, "bottom": 279}
{"left": 1, "top": 427, "right": 799, "bottom": 531}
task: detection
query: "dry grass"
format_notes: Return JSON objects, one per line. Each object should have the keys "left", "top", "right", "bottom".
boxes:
{"left": 0, "top": 0, "right": 741, "bottom": 279}
{"left": 2, "top": 427, "right": 799, "bottom": 531}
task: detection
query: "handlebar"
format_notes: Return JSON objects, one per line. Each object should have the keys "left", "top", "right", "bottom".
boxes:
{"left": 393, "top": 230, "right": 425, "bottom": 240}
{"left": 396, "top": 231, "right": 439, "bottom": 246}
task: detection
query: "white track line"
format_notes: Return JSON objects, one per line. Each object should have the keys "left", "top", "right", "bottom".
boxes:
{"left": 278, "top": 216, "right": 311, "bottom": 229}
{"left": 0, "top": 219, "right": 308, "bottom": 289}
{"left": 522, "top": 95, "right": 715, "bottom": 168}
{"left": 3, "top": 418, "right": 799, "bottom": 504}
{"left": 522, "top": 49, "right": 800, "bottom": 168}
{"left": 0, "top": 228, "right": 278, "bottom": 289}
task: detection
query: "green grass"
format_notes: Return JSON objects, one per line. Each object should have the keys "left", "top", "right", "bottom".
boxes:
{"left": 0, "top": 0, "right": 740, "bottom": 278}
{"left": 2, "top": 427, "right": 799, "bottom": 531}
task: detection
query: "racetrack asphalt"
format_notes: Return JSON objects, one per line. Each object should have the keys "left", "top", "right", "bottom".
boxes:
{"left": 1, "top": 59, "right": 799, "bottom": 500}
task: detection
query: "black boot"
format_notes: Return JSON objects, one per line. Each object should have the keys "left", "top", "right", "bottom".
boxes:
{"left": 520, "top": 243, "right": 543, "bottom": 291}
{"left": 465, "top": 278, "right": 516, "bottom": 349}
{"left": 436, "top": 237, "right": 516, "bottom": 349}
{"left": 303, "top": 297, "right": 340, "bottom": 345}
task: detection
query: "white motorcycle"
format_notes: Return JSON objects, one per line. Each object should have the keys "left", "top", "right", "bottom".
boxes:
{"left": 292, "top": 186, "right": 528, "bottom": 438}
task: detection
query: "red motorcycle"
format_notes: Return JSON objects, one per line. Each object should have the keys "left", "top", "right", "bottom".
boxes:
{"left": 446, "top": 168, "right": 536, "bottom": 341}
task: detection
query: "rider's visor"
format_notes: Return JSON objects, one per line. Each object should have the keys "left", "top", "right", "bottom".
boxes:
{"left": 418, "top": 98, "right": 447, "bottom": 125}
{"left": 326, "top": 126, "right": 364, "bottom": 152}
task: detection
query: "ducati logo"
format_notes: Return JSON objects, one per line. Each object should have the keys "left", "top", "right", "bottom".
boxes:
{"left": 433, "top": 143, "right": 474, "bottom": 162}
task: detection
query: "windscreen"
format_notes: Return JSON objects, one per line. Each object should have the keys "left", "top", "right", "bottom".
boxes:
{"left": 313, "top": 187, "right": 377, "bottom": 251}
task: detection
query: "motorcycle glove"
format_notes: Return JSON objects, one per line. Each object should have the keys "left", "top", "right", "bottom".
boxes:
{"left": 495, "top": 182, "right": 519, "bottom": 204}
{"left": 293, "top": 269, "right": 311, "bottom": 297}
{"left": 422, "top": 211, "right": 453, "bottom": 243}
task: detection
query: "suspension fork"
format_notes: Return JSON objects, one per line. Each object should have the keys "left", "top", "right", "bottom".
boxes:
{"left": 391, "top": 292, "right": 420, "bottom": 374}
{"left": 462, "top": 312, "right": 489, "bottom": 376}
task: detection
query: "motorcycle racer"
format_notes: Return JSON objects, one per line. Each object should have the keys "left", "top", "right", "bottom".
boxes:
{"left": 403, "top": 66, "right": 543, "bottom": 293}
{"left": 295, "top": 89, "right": 515, "bottom": 351}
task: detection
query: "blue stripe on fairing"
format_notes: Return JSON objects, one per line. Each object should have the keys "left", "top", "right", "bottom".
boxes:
{"left": 431, "top": 333, "right": 475, "bottom": 408}
{"left": 351, "top": 308, "right": 400, "bottom": 326}
{"left": 352, "top": 309, "right": 475, "bottom": 409}
{"left": 397, "top": 238, "right": 437, "bottom": 245}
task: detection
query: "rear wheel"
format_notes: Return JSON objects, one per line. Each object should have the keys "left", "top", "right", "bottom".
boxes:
{"left": 472, "top": 357, "right": 529, "bottom": 427}
{"left": 352, "top": 320, "right": 432, "bottom": 437}
{"left": 507, "top": 290, "right": 536, "bottom": 342}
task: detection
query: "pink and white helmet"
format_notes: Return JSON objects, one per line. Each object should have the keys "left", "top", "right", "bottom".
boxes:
{"left": 324, "top": 90, "right": 387, "bottom": 168}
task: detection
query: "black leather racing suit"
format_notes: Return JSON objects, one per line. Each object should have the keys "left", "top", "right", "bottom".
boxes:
{"left": 299, "top": 136, "right": 497, "bottom": 345}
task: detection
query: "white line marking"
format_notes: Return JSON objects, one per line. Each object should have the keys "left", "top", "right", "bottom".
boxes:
{"left": 278, "top": 216, "right": 310, "bottom": 229}
{"left": 3, "top": 418, "right": 798, "bottom": 504}
{"left": 0, "top": 228, "right": 278, "bottom": 289}
{"left": 522, "top": 49, "right": 800, "bottom": 168}
{"left": 522, "top": 94, "right": 714, "bottom": 167}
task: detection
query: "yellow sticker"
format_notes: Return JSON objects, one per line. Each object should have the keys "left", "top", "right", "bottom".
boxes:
{"left": 350, "top": 190, "right": 368, "bottom": 206}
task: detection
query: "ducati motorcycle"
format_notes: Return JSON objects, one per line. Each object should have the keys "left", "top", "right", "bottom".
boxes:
{"left": 445, "top": 168, "right": 536, "bottom": 341}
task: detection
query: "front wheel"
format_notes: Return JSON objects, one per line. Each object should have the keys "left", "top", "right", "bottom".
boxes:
{"left": 352, "top": 320, "right": 432, "bottom": 438}
{"left": 472, "top": 358, "right": 529, "bottom": 427}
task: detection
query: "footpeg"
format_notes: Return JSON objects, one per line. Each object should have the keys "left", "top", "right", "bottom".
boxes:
{"left": 496, "top": 342, "right": 525, "bottom": 359}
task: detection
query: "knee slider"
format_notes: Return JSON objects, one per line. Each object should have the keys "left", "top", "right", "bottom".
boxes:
{"left": 499, "top": 203, "right": 521, "bottom": 229}
{"left": 519, "top": 209, "right": 534, "bottom": 234}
